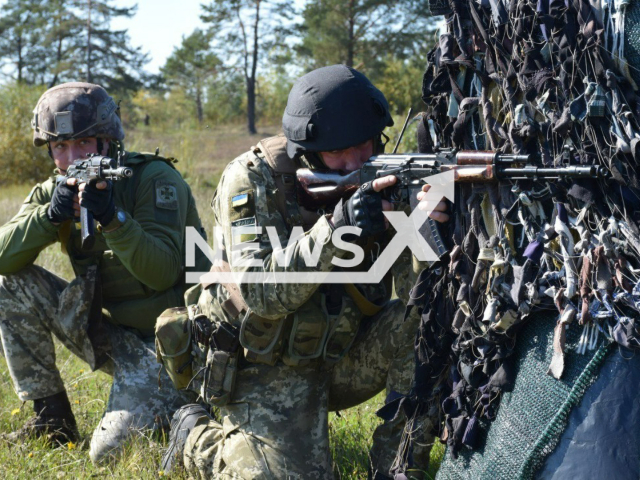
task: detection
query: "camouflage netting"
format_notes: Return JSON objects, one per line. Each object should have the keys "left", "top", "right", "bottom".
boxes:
{"left": 385, "top": 0, "right": 640, "bottom": 478}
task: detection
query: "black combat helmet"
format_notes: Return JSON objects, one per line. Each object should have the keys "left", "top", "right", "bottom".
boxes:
{"left": 32, "top": 82, "right": 124, "bottom": 147}
{"left": 282, "top": 65, "right": 394, "bottom": 160}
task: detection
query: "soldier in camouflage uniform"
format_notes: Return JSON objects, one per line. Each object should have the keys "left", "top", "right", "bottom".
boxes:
{"left": 162, "top": 65, "right": 448, "bottom": 479}
{"left": 0, "top": 82, "right": 209, "bottom": 462}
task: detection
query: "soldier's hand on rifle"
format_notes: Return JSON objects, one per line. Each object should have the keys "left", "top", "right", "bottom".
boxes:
{"left": 416, "top": 184, "right": 450, "bottom": 223}
{"left": 78, "top": 180, "right": 116, "bottom": 226}
{"left": 332, "top": 175, "right": 396, "bottom": 238}
{"left": 372, "top": 174, "right": 397, "bottom": 214}
{"left": 48, "top": 179, "right": 79, "bottom": 224}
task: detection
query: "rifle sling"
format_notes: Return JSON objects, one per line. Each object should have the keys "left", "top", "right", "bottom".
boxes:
{"left": 202, "top": 260, "right": 248, "bottom": 320}
{"left": 256, "top": 135, "right": 321, "bottom": 230}
{"left": 58, "top": 219, "right": 73, "bottom": 256}
{"left": 344, "top": 272, "right": 393, "bottom": 317}
{"left": 205, "top": 257, "right": 392, "bottom": 319}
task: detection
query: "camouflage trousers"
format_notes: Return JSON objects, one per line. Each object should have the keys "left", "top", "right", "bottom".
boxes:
{"left": 184, "top": 299, "right": 432, "bottom": 479}
{"left": 0, "top": 265, "right": 187, "bottom": 462}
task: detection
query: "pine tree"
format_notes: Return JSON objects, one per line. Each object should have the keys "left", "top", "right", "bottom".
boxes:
{"left": 200, "top": 0, "right": 296, "bottom": 134}
{"left": 42, "top": 0, "right": 83, "bottom": 87}
{"left": 0, "top": 0, "right": 46, "bottom": 84}
{"left": 76, "top": 0, "right": 148, "bottom": 91}
{"left": 162, "top": 29, "right": 220, "bottom": 124}
{"left": 0, "top": 0, "right": 149, "bottom": 92}
{"left": 298, "top": 0, "right": 438, "bottom": 78}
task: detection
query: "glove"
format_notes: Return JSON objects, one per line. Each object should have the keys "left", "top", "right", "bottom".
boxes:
{"left": 80, "top": 180, "right": 116, "bottom": 225}
{"left": 332, "top": 181, "right": 386, "bottom": 239}
{"left": 47, "top": 181, "right": 77, "bottom": 223}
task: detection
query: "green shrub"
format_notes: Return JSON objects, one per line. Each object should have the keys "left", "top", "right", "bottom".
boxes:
{"left": 0, "top": 83, "right": 52, "bottom": 185}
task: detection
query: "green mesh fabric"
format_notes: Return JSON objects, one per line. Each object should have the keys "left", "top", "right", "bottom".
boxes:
{"left": 625, "top": 2, "right": 640, "bottom": 87}
{"left": 435, "top": 312, "right": 612, "bottom": 480}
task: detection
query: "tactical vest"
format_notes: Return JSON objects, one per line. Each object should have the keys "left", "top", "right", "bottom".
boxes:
{"left": 61, "top": 151, "right": 210, "bottom": 337}
{"left": 209, "top": 135, "right": 391, "bottom": 368}
{"left": 256, "top": 134, "right": 393, "bottom": 316}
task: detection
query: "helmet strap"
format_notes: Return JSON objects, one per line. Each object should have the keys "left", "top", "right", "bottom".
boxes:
{"left": 299, "top": 152, "right": 326, "bottom": 170}
{"left": 375, "top": 133, "right": 389, "bottom": 154}
{"left": 108, "top": 140, "right": 124, "bottom": 159}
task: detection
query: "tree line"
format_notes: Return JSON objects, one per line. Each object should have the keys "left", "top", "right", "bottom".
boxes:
{"left": 0, "top": 0, "right": 440, "bottom": 133}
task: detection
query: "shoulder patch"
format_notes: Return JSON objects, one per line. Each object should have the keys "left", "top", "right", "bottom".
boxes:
{"left": 232, "top": 193, "right": 249, "bottom": 207}
{"left": 155, "top": 180, "right": 178, "bottom": 210}
{"left": 228, "top": 189, "right": 255, "bottom": 221}
{"left": 231, "top": 216, "right": 258, "bottom": 244}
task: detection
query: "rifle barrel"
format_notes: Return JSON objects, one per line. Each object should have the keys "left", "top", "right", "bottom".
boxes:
{"left": 498, "top": 166, "right": 601, "bottom": 179}
{"left": 456, "top": 151, "right": 531, "bottom": 165}
{"left": 103, "top": 167, "right": 133, "bottom": 179}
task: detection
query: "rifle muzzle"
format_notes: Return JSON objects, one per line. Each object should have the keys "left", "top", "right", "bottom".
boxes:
{"left": 103, "top": 167, "right": 133, "bottom": 179}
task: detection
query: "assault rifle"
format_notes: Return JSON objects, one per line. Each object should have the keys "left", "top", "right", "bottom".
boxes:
{"left": 62, "top": 154, "right": 133, "bottom": 250}
{"left": 296, "top": 150, "right": 608, "bottom": 256}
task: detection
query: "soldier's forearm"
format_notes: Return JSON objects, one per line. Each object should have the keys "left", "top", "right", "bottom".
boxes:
{"left": 0, "top": 205, "right": 59, "bottom": 275}
{"left": 233, "top": 215, "right": 347, "bottom": 319}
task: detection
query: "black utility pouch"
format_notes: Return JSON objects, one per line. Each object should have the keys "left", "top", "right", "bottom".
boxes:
{"left": 203, "top": 322, "right": 241, "bottom": 407}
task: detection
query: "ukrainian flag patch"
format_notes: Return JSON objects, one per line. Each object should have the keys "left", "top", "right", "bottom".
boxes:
{"left": 232, "top": 193, "right": 249, "bottom": 207}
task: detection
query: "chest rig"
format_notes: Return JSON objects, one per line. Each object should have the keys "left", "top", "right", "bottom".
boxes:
{"left": 255, "top": 134, "right": 392, "bottom": 317}
{"left": 205, "top": 136, "right": 393, "bottom": 368}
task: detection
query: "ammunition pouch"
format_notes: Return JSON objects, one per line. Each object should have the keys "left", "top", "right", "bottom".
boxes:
{"left": 202, "top": 319, "right": 240, "bottom": 407}
{"left": 240, "top": 291, "right": 364, "bottom": 367}
{"left": 155, "top": 307, "right": 193, "bottom": 390}
{"left": 240, "top": 313, "right": 287, "bottom": 366}
{"left": 156, "top": 304, "right": 242, "bottom": 407}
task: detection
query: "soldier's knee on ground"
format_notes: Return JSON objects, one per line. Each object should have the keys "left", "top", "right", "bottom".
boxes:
{"left": 183, "top": 419, "right": 224, "bottom": 478}
{"left": 89, "top": 410, "right": 144, "bottom": 463}
{"left": 0, "top": 265, "right": 59, "bottom": 304}
{"left": 89, "top": 328, "right": 190, "bottom": 463}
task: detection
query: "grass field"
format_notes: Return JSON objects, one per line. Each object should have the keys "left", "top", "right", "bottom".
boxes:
{"left": 0, "top": 125, "right": 443, "bottom": 479}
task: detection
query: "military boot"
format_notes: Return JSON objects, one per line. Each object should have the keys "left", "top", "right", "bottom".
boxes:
{"left": 5, "top": 391, "right": 78, "bottom": 445}
{"left": 160, "top": 404, "right": 212, "bottom": 473}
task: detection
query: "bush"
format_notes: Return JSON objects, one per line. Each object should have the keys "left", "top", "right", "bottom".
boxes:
{"left": 130, "top": 87, "right": 198, "bottom": 132}
{"left": 0, "top": 83, "right": 52, "bottom": 185}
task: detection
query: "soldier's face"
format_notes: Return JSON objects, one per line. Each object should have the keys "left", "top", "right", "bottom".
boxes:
{"left": 49, "top": 137, "right": 109, "bottom": 173}
{"left": 320, "top": 139, "right": 373, "bottom": 173}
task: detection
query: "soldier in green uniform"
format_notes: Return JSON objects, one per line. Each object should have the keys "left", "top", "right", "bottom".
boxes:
{"left": 160, "top": 65, "right": 448, "bottom": 479}
{"left": 0, "top": 82, "right": 209, "bottom": 462}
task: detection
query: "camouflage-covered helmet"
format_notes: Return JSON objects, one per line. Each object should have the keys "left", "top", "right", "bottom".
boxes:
{"left": 282, "top": 64, "right": 393, "bottom": 159}
{"left": 32, "top": 82, "right": 124, "bottom": 147}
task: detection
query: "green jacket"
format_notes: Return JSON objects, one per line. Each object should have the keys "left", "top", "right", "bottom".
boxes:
{"left": 0, "top": 152, "right": 210, "bottom": 337}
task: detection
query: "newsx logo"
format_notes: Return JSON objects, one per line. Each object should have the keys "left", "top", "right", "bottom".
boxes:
{"left": 184, "top": 171, "right": 454, "bottom": 285}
